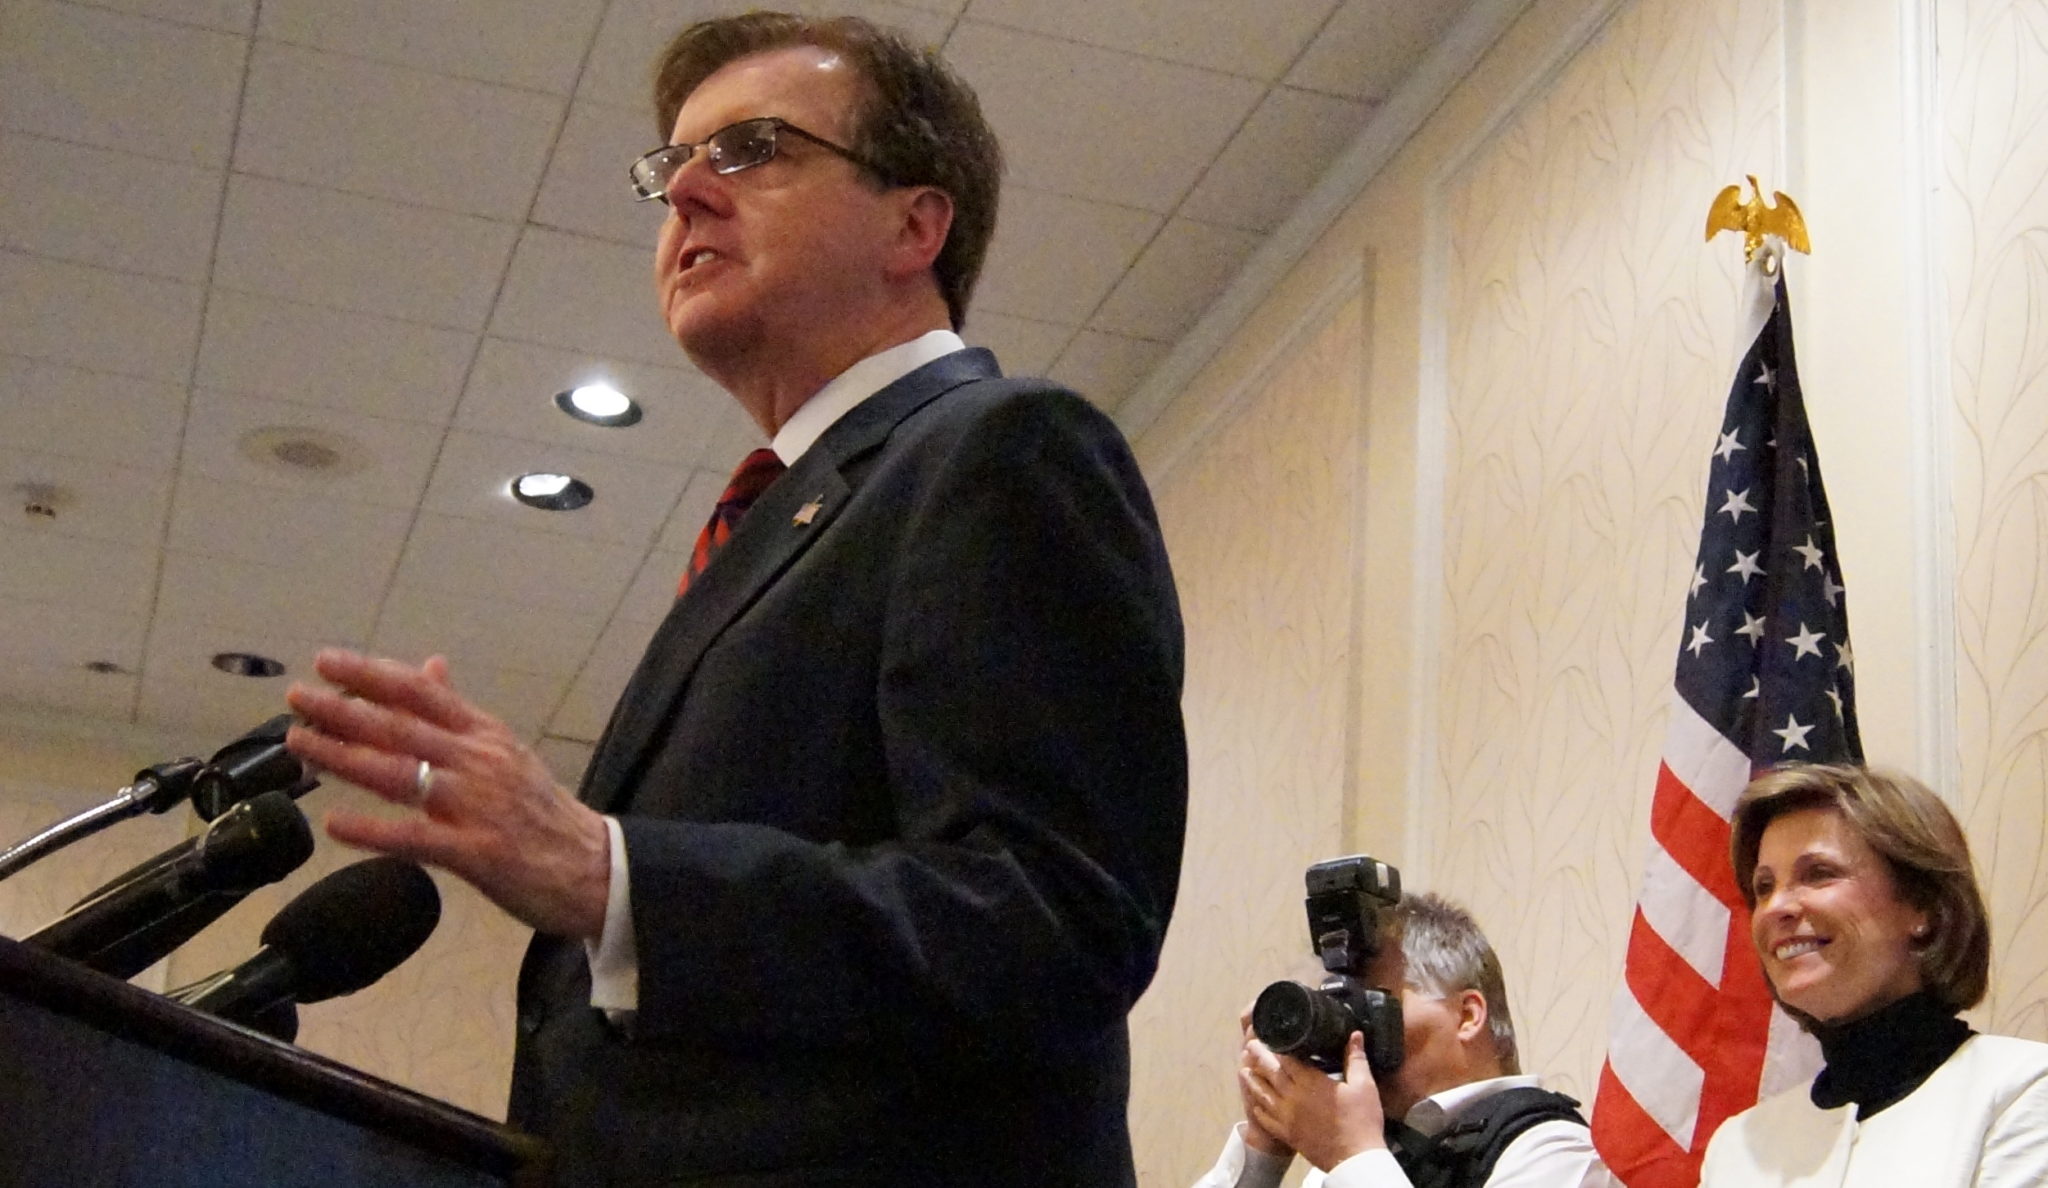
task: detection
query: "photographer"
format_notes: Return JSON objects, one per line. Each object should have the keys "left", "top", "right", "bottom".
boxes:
{"left": 1194, "top": 894, "right": 1612, "bottom": 1188}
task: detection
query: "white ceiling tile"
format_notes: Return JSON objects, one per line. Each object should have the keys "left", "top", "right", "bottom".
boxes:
{"left": 0, "top": 522, "right": 155, "bottom": 616}
{"left": 136, "top": 622, "right": 330, "bottom": 736}
{"left": 579, "top": 0, "right": 955, "bottom": 109}
{"left": 458, "top": 337, "right": 736, "bottom": 468}
{"left": 489, "top": 228, "right": 681, "bottom": 366}
{"left": 420, "top": 429, "right": 688, "bottom": 546}
{"left": 374, "top": 585, "right": 606, "bottom": 676}
{"left": 654, "top": 466, "right": 731, "bottom": 554}
{"left": 235, "top": 41, "right": 564, "bottom": 222}
{"left": 532, "top": 100, "right": 672, "bottom": 248}
{"left": 179, "top": 389, "right": 443, "bottom": 509}
{"left": 213, "top": 174, "right": 518, "bottom": 331}
{"left": 0, "top": 448, "right": 171, "bottom": 545}
{"left": 445, "top": 665, "right": 569, "bottom": 738}
{"left": 0, "top": 597, "right": 146, "bottom": 669}
{"left": 258, "top": 0, "right": 601, "bottom": 94}
{"left": 972, "top": 187, "right": 1158, "bottom": 325}
{"left": 167, "top": 475, "right": 414, "bottom": 576}
{"left": 1048, "top": 330, "right": 1170, "bottom": 413}
{"left": 961, "top": 311, "right": 1073, "bottom": 376}
{"left": 391, "top": 513, "right": 644, "bottom": 616}
{"left": 1286, "top": 0, "right": 1474, "bottom": 102}
{"left": 80, "top": 0, "right": 253, "bottom": 34}
{"left": 155, "top": 548, "right": 384, "bottom": 640}
{"left": 0, "top": 131, "right": 221, "bottom": 283}
{"left": 537, "top": 735, "right": 597, "bottom": 785}
{"left": 0, "top": 662, "right": 138, "bottom": 724}
{"left": 615, "top": 550, "right": 691, "bottom": 624}
{"left": 965, "top": 0, "right": 1338, "bottom": 81}
{"left": 0, "top": 1, "right": 247, "bottom": 167}
{"left": 196, "top": 292, "right": 476, "bottom": 425}
{"left": 0, "top": 355, "right": 188, "bottom": 472}
{"left": 0, "top": 250, "right": 202, "bottom": 383}
{"left": 943, "top": 21, "right": 1262, "bottom": 212}
{"left": 1092, "top": 218, "right": 1264, "bottom": 341}
{"left": 548, "top": 615, "right": 659, "bottom": 740}
{"left": 1180, "top": 86, "right": 1373, "bottom": 233}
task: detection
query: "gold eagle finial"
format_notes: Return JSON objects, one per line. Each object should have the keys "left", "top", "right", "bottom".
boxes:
{"left": 1704, "top": 176, "right": 1811, "bottom": 261}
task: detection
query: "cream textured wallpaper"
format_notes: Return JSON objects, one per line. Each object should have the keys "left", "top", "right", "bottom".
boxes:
{"left": 1130, "top": 290, "right": 1367, "bottom": 1187}
{"left": 1942, "top": 0, "right": 2048, "bottom": 1039}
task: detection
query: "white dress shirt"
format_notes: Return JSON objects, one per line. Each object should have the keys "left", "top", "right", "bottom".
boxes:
{"left": 1190, "top": 1075, "right": 1614, "bottom": 1188}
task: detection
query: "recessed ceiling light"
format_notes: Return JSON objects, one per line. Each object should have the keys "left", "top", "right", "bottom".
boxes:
{"left": 555, "top": 383, "right": 642, "bottom": 427}
{"left": 512, "top": 472, "right": 595, "bottom": 511}
{"left": 211, "top": 652, "right": 285, "bottom": 678}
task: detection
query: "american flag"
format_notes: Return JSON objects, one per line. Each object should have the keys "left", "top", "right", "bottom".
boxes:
{"left": 1590, "top": 242, "right": 1860, "bottom": 1186}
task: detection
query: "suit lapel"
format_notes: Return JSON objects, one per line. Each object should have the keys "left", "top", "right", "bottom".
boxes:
{"left": 582, "top": 349, "right": 1002, "bottom": 814}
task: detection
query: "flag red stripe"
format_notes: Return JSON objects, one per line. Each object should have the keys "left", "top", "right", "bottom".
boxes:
{"left": 1620, "top": 906, "right": 1716, "bottom": 1043}
{"left": 1649, "top": 762, "right": 1742, "bottom": 907}
{"left": 1593, "top": 1062, "right": 1696, "bottom": 1188}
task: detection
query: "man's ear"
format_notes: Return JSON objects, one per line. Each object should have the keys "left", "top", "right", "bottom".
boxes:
{"left": 885, "top": 186, "right": 954, "bottom": 279}
{"left": 1454, "top": 988, "right": 1489, "bottom": 1045}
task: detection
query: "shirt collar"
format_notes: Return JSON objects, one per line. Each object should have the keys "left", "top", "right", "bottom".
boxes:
{"left": 770, "top": 329, "right": 966, "bottom": 465}
{"left": 1402, "top": 1074, "right": 1543, "bottom": 1138}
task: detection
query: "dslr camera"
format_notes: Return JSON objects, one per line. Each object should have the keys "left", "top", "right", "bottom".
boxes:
{"left": 1250, "top": 854, "right": 1404, "bottom": 1075}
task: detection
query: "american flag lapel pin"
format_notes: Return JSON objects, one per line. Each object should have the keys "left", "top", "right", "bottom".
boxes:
{"left": 793, "top": 497, "right": 824, "bottom": 526}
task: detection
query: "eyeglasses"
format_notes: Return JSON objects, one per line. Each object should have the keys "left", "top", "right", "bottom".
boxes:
{"left": 628, "top": 116, "right": 885, "bottom": 203}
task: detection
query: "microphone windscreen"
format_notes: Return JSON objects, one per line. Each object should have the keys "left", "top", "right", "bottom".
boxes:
{"left": 261, "top": 857, "right": 440, "bottom": 1002}
{"left": 198, "top": 790, "right": 316, "bottom": 890}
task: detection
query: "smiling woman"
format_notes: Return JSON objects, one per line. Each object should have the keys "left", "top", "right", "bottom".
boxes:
{"left": 1700, "top": 764, "right": 2048, "bottom": 1186}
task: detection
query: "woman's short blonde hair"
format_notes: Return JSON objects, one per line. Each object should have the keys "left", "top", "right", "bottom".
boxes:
{"left": 1731, "top": 763, "right": 1989, "bottom": 1011}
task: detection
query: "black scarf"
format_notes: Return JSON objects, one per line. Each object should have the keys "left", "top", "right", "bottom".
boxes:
{"left": 1809, "top": 990, "right": 1973, "bottom": 1119}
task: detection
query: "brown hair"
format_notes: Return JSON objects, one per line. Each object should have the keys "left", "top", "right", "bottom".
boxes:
{"left": 651, "top": 12, "right": 1002, "bottom": 331}
{"left": 1731, "top": 763, "right": 1990, "bottom": 1011}
{"left": 1385, "top": 892, "right": 1522, "bottom": 1075}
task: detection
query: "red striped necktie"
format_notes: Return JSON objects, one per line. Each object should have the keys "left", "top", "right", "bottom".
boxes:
{"left": 679, "top": 447, "right": 787, "bottom": 595}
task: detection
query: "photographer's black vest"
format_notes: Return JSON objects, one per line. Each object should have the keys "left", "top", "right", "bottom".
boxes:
{"left": 1385, "top": 1088, "right": 1587, "bottom": 1188}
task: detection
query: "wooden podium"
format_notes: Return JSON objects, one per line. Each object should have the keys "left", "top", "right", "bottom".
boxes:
{"left": 0, "top": 935, "right": 549, "bottom": 1186}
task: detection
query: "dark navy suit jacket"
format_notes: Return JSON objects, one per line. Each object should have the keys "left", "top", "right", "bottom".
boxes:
{"left": 507, "top": 349, "right": 1188, "bottom": 1186}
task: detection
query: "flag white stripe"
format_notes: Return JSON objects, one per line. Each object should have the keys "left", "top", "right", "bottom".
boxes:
{"left": 1605, "top": 985, "right": 1704, "bottom": 1149}
{"left": 1637, "top": 844, "right": 1731, "bottom": 985}
{"left": 1662, "top": 696, "right": 1752, "bottom": 818}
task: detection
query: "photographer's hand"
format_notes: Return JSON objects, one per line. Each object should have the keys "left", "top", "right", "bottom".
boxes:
{"left": 1243, "top": 1032, "right": 1388, "bottom": 1172}
{"left": 1236, "top": 1004, "right": 1292, "bottom": 1158}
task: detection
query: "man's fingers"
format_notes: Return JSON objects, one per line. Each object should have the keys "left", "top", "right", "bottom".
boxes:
{"left": 1344, "top": 1030, "right": 1371, "bottom": 1083}
{"left": 287, "top": 683, "right": 458, "bottom": 770}
{"left": 311, "top": 648, "right": 475, "bottom": 731}
{"left": 286, "top": 723, "right": 436, "bottom": 806}
{"left": 325, "top": 806, "right": 444, "bottom": 864}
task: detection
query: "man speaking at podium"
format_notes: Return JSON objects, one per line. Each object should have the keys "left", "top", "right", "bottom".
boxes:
{"left": 283, "top": 11, "right": 1188, "bottom": 1187}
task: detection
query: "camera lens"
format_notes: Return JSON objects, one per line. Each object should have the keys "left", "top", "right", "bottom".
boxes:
{"left": 1251, "top": 980, "right": 1356, "bottom": 1066}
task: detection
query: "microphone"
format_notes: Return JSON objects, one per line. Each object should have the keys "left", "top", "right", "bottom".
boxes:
{"left": 0, "top": 757, "right": 204, "bottom": 883}
{"left": 30, "top": 715, "right": 326, "bottom": 976}
{"left": 190, "top": 713, "right": 320, "bottom": 821}
{"left": 171, "top": 857, "right": 441, "bottom": 1029}
{"left": 0, "top": 713, "right": 318, "bottom": 884}
{"left": 24, "top": 791, "right": 314, "bottom": 970}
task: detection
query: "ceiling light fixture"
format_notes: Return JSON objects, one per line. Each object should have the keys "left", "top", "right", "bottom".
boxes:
{"left": 211, "top": 652, "right": 286, "bottom": 678}
{"left": 512, "top": 472, "right": 595, "bottom": 511}
{"left": 554, "top": 383, "right": 642, "bottom": 427}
